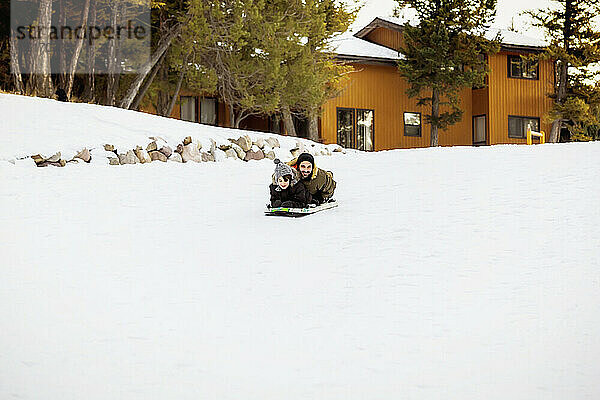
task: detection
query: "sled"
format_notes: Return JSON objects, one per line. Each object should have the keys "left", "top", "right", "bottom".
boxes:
{"left": 265, "top": 200, "right": 339, "bottom": 218}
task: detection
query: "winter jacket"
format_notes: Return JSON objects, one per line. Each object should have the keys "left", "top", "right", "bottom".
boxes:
{"left": 269, "top": 181, "right": 312, "bottom": 208}
{"left": 288, "top": 158, "right": 336, "bottom": 203}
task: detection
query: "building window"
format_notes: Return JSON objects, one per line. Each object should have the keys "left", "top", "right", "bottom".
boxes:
{"left": 357, "top": 109, "right": 374, "bottom": 151}
{"left": 337, "top": 108, "right": 355, "bottom": 149}
{"left": 336, "top": 108, "right": 374, "bottom": 151}
{"left": 508, "top": 116, "right": 540, "bottom": 139}
{"left": 508, "top": 55, "right": 538, "bottom": 80}
{"left": 473, "top": 115, "right": 487, "bottom": 144}
{"left": 200, "top": 97, "right": 217, "bottom": 125}
{"left": 180, "top": 96, "right": 197, "bottom": 122}
{"left": 404, "top": 112, "right": 421, "bottom": 137}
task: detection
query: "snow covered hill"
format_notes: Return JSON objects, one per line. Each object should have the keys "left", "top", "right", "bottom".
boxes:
{"left": 1, "top": 94, "right": 600, "bottom": 400}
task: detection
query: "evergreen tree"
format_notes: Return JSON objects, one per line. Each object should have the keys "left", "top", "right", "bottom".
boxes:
{"left": 395, "top": 0, "right": 499, "bottom": 146}
{"left": 525, "top": 0, "right": 600, "bottom": 142}
{"left": 278, "top": 0, "right": 357, "bottom": 139}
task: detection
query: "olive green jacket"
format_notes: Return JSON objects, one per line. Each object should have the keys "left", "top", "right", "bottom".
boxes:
{"left": 288, "top": 157, "right": 336, "bottom": 201}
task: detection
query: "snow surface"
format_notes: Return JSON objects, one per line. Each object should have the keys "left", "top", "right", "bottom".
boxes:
{"left": 331, "top": 35, "right": 401, "bottom": 60}
{"left": 2, "top": 95, "right": 600, "bottom": 400}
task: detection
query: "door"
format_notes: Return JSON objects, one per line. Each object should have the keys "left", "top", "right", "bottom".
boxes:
{"left": 473, "top": 115, "right": 486, "bottom": 145}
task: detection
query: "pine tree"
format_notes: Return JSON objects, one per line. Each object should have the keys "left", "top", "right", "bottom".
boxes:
{"left": 525, "top": 0, "right": 600, "bottom": 142}
{"left": 395, "top": 0, "right": 499, "bottom": 146}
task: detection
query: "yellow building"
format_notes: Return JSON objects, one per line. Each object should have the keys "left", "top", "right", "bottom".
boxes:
{"left": 157, "top": 17, "right": 553, "bottom": 150}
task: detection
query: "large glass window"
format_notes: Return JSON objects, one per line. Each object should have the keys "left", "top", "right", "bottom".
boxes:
{"left": 180, "top": 96, "right": 197, "bottom": 122}
{"left": 200, "top": 98, "right": 217, "bottom": 125}
{"left": 404, "top": 112, "right": 421, "bottom": 137}
{"left": 337, "top": 108, "right": 354, "bottom": 149}
{"left": 508, "top": 116, "right": 540, "bottom": 138}
{"left": 356, "top": 109, "right": 374, "bottom": 151}
{"left": 336, "top": 108, "right": 375, "bottom": 151}
{"left": 508, "top": 55, "right": 538, "bottom": 80}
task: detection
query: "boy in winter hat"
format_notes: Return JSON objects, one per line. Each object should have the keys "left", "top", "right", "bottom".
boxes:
{"left": 269, "top": 159, "right": 312, "bottom": 208}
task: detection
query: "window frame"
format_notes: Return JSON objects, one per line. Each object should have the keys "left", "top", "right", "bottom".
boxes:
{"left": 508, "top": 115, "right": 540, "bottom": 139}
{"left": 199, "top": 97, "right": 218, "bottom": 126}
{"left": 507, "top": 55, "right": 539, "bottom": 80}
{"left": 356, "top": 108, "right": 375, "bottom": 151}
{"left": 180, "top": 95, "right": 198, "bottom": 122}
{"left": 472, "top": 114, "right": 487, "bottom": 145}
{"left": 403, "top": 111, "right": 422, "bottom": 137}
{"left": 335, "top": 107, "right": 375, "bottom": 151}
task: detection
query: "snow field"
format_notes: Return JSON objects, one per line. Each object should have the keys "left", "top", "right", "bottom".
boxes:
{"left": 1, "top": 93, "right": 600, "bottom": 399}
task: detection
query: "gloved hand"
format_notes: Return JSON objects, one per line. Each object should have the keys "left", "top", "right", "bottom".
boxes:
{"left": 272, "top": 200, "right": 282, "bottom": 208}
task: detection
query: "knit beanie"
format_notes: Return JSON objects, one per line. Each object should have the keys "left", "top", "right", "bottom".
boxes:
{"left": 273, "top": 158, "right": 294, "bottom": 182}
{"left": 296, "top": 152, "right": 314, "bottom": 170}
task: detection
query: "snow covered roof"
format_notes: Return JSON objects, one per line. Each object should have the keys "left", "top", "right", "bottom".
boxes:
{"left": 331, "top": 35, "right": 401, "bottom": 63}
{"left": 356, "top": 16, "right": 548, "bottom": 51}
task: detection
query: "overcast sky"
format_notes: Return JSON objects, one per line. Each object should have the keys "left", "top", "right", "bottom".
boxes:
{"left": 351, "top": 0, "right": 554, "bottom": 39}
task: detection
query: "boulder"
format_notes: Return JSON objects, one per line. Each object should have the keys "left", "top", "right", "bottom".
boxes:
{"left": 75, "top": 148, "right": 91, "bottom": 163}
{"left": 119, "top": 150, "right": 138, "bottom": 165}
{"left": 169, "top": 153, "right": 183, "bottom": 163}
{"left": 232, "top": 135, "right": 252, "bottom": 152}
{"left": 264, "top": 150, "right": 276, "bottom": 160}
{"left": 146, "top": 141, "right": 158, "bottom": 152}
{"left": 244, "top": 149, "right": 265, "bottom": 161}
{"left": 181, "top": 143, "right": 202, "bottom": 162}
{"left": 31, "top": 154, "right": 45, "bottom": 165}
{"left": 159, "top": 145, "right": 173, "bottom": 158}
{"left": 254, "top": 137, "right": 265, "bottom": 149}
{"left": 175, "top": 143, "right": 184, "bottom": 154}
{"left": 219, "top": 143, "right": 232, "bottom": 151}
{"left": 225, "top": 148, "right": 238, "bottom": 159}
{"left": 149, "top": 150, "right": 168, "bottom": 162}
{"left": 210, "top": 138, "right": 217, "bottom": 155}
{"left": 213, "top": 148, "right": 227, "bottom": 162}
{"left": 231, "top": 144, "right": 246, "bottom": 160}
{"left": 290, "top": 148, "right": 301, "bottom": 158}
{"left": 108, "top": 157, "right": 120, "bottom": 165}
{"left": 104, "top": 144, "right": 115, "bottom": 152}
{"left": 265, "top": 137, "right": 280, "bottom": 148}
{"left": 332, "top": 145, "right": 343, "bottom": 152}
{"left": 46, "top": 152, "right": 61, "bottom": 162}
{"left": 201, "top": 152, "right": 215, "bottom": 162}
{"left": 183, "top": 136, "right": 192, "bottom": 145}
{"left": 134, "top": 147, "right": 151, "bottom": 163}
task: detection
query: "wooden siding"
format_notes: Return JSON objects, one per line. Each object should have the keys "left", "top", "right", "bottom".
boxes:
{"left": 364, "top": 27, "right": 404, "bottom": 51}
{"left": 487, "top": 52, "right": 554, "bottom": 144}
{"left": 321, "top": 63, "right": 473, "bottom": 149}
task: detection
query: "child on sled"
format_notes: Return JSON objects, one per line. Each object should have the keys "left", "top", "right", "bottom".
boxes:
{"left": 269, "top": 159, "right": 312, "bottom": 208}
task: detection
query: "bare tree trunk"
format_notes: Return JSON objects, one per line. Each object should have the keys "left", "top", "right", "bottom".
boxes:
{"left": 84, "top": 0, "right": 97, "bottom": 102}
{"left": 9, "top": 36, "right": 25, "bottom": 94}
{"left": 120, "top": 23, "right": 181, "bottom": 109}
{"left": 430, "top": 88, "right": 440, "bottom": 147}
{"left": 106, "top": 0, "right": 120, "bottom": 105}
{"left": 307, "top": 107, "right": 320, "bottom": 142}
{"left": 30, "top": 0, "right": 53, "bottom": 97}
{"left": 229, "top": 105, "right": 235, "bottom": 128}
{"left": 165, "top": 53, "right": 190, "bottom": 117}
{"left": 131, "top": 51, "right": 166, "bottom": 110}
{"left": 549, "top": 62, "right": 569, "bottom": 143}
{"left": 282, "top": 105, "right": 296, "bottom": 136}
{"left": 66, "top": 0, "right": 91, "bottom": 98}
{"left": 58, "top": 0, "right": 67, "bottom": 90}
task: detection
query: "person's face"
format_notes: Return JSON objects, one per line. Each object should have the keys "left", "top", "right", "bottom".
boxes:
{"left": 277, "top": 176, "right": 290, "bottom": 189}
{"left": 299, "top": 161, "right": 312, "bottom": 178}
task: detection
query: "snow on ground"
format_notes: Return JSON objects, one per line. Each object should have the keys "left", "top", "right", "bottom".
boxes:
{"left": 1, "top": 94, "right": 600, "bottom": 400}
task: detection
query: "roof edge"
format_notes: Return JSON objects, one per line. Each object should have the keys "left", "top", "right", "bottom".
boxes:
{"left": 353, "top": 17, "right": 404, "bottom": 40}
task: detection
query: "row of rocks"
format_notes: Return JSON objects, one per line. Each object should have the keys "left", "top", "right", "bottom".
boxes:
{"left": 30, "top": 134, "right": 342, "bottom": 167}
{"left": 31, "top": 148, "right": 91, "bottom": 167}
